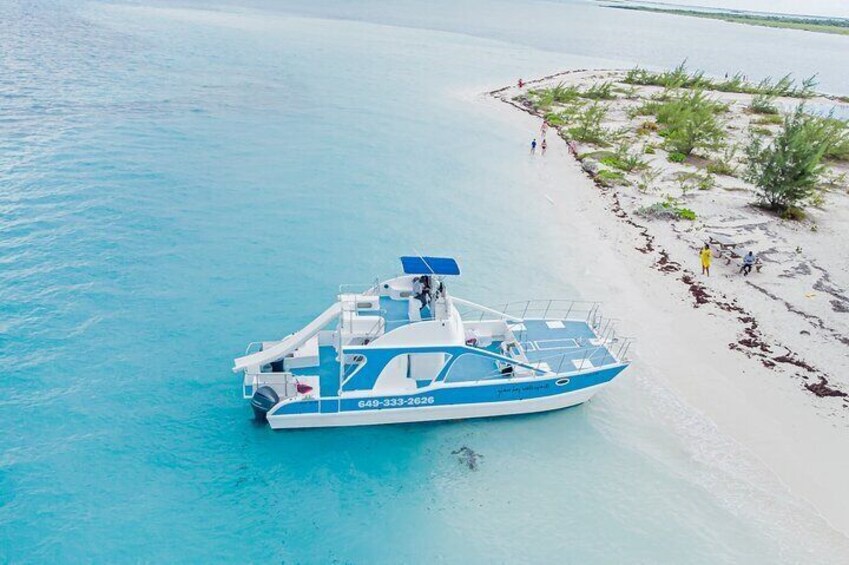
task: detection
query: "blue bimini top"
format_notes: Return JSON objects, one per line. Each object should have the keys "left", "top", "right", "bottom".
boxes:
{"left": 400, "top": 256, "right": 460, "bottom": 276}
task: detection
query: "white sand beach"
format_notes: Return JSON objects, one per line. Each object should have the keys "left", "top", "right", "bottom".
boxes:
{"left": 483, "top": 75, "right": 849, "bottom": 539}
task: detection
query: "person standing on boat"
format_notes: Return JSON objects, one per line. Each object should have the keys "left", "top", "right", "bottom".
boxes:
{"left": 700, "top": 244, "right": 712, "bottom": 276}
{"left": 412, "top": 277, "right": 427, "bottom": 311}
{"left": 420, "top": 275, "right": 432, "bottom": 310}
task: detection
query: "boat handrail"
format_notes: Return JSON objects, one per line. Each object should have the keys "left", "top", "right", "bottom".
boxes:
{"left": 338, "top": 281, "right": 380, "bottom": 296}
{"left": 454, "top": 298, "right": 604, "bottom": 324}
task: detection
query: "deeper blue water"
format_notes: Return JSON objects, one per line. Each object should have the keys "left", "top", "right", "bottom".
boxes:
{"left": 2, "top": 1, "right": 849, "bottom": 562}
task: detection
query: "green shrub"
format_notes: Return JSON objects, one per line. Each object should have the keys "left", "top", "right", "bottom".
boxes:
{"left": 623, "top": 63, "right": 817, "bottom": 98}
{"left": 544, "top": 112, "right": 569, "bottom": 127}
{"left": 599, "top": 144, "right": 649, "bottom": 172}
{"left": 667, "top": 152, "right": 687, "bottom": 163}
{"left": 749, "top": 92, "right": 779, "bottom": 114}
{"left": 818, "top": 116, "right": 849, "bottom": 161}
{"left": 636, "top": 198, "right": 697, "bottom": 221}
{"left": 644, "top": 144, "right": 656, "bottom": 154}
{"left": 654, "top": 90, "right": 727, "bottom": 156}
{"left": 531, "top": 82, "right": 581, "bottom": 109}
{"left": 582, "top": 81, "right": 616, "bottom": 100}
{"left": 567, "top": 103, "right": 614, "bottom": 146}
{"left": 678, "top": 207, "right": 697, "bottom": 220}
{"left": 707, "top": 161, "right": 735, "bottom": 176}
{"left": 596, "top": 169, "right": 627, "bottom": 186}
{"left": 744, "top": 105, "right": 838, "bottom": 212}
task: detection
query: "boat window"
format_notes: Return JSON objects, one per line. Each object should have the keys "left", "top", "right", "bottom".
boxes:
{"left": 407, "top": 352, "right": 447, "bottom": 382}
{"left": 443, "top": 353, "right": 504, "bottom": 383}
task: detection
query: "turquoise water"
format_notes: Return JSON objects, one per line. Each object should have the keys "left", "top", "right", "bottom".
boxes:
{"left": 2, "top": 1, "right": 849, "bottom": 562}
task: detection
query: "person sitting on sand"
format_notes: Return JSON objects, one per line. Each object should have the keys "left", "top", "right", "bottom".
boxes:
{"left": 530, "top": 138, "right": 537, "bottom": 154}
{"left": 700, "top": 244, "right": 712, "bottom": 276}
{"left": 740, "top": 251, "right": 756, "bottom": 276}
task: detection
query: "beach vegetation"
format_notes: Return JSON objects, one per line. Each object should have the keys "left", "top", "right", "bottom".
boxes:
{"left": 706, "top": 147, "right": 739, "bottom": 177}
{"left": 644, "top": 144, "right": 656, "bottom": 154}
{"left": 676, "top": 170, "right": 715, "bottom": 194}
{"left": 581, "top": 81, "right": 617, "bottom": 100}
{"left": 744, "top": 105, "right": 841, "bottom": 213}
{"left": 636, "top": 167, "right": 662, "bottom": 192}
{"left": 749, "top": 125, "right": 773, "bottom": 137}
{"left": 817, "top": 116, "right": 849, "bottom": 161}
{"left": 752, "top": 114, "right": 784, "bottom": 125}
{"left": 623, "top": 62, "right": 818, "bottom": 98}
{"left": 621, "top": 85, "right": 641, "bottom": 100}
{"left": 639, "top": 90, "right": 727, "bottom": 156}
{"left": 600, "top": 144, "right": 649, "bottom": 172}
{"left": 567, "top": 103, "right": 617, "bottom": 146}
{"left": 667, "top": 151, "right": 687, "bottom": 163}
{"left": 636, "top": 120, "right": 659, "bottom": 135}
{"left": 529, "top": 82, "right": 581, "bottom": 109}
{"left": 749, "top": 92, "right": 779, "bottom": 114}
{"left": 543, "top": 111, "right": 567, "bottom": 127}
{"left": 819, "top": 170, "right": 848, "bottom": 190}
{"left": 596, "top": 169, "right": 627, "bottom": 186}
{"left": 636, "top": 197, "right": 697, "bottom": 221}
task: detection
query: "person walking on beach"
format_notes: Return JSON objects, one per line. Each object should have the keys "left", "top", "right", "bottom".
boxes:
{"left": 518, "top": 78, "right": 524, "bottom": 88}
{"left": 740, "top": 251, "right": 756, "bottom": 276}
{"left": 541, "top": 121, "right": 548, "bottom": 138}
{"left": 700, "top": 244, "right": 712, "bottom": 276}
{"left": 530, "top": 138, "right": 537, "bottom": 154}
{"left": 541, "top": 139, "right": 547, "bottom": 155}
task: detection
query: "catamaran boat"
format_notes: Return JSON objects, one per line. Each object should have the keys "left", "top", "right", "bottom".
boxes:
{"left": 234, "top": 257, "right": 631, "bottom": 429}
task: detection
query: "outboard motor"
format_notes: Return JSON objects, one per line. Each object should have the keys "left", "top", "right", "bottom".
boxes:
{"left": 251, "top": 386, "right": 279, "bottom": 421}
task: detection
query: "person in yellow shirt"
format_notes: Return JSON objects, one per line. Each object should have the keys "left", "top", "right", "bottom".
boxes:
{"left": 700, "top": 244, "right": 712, "bottom": 276}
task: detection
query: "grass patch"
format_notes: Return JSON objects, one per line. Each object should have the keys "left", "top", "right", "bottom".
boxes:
{"left": 752, "top": 114, "right": 784, "bottom": 125}
{"left": 750, "top": 125, "right": 774, "bottom": 137}
{"left": 637, "top": 198, "right": 697, "bottom": 221}
{"left": 596, "top": 169, "right": 627, "bottom": 186}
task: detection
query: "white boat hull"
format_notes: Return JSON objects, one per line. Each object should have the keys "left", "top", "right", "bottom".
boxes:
{"left": 265, "top": 382, "right": 606, "bottom": 429}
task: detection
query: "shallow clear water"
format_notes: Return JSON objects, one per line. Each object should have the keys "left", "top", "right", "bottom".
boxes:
{"left": 2, "top": 1, "right": 849, "bottom": 562}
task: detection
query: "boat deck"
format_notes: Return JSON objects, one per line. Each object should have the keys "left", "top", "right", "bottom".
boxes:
{"left": 288, "top": 297, "right": 620, "bottom": 393}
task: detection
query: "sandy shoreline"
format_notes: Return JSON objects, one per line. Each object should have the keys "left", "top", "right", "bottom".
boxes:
{"left": 481, "top": 72, "right": 849, "bottom": 543}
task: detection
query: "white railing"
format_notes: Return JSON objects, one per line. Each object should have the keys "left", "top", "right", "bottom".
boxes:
{"left": 455, "top": 299, "right": 602, "bottom": 325}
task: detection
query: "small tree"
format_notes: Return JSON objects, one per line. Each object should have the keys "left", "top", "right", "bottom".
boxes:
{"left": 744, "top": 105, "right": 833, "bottom": 212}
{"left": 567, "top": 103, "right": 611, "bottom": 145}
{"left": 656, "top": 90, "right": 726, "bottom": 157}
